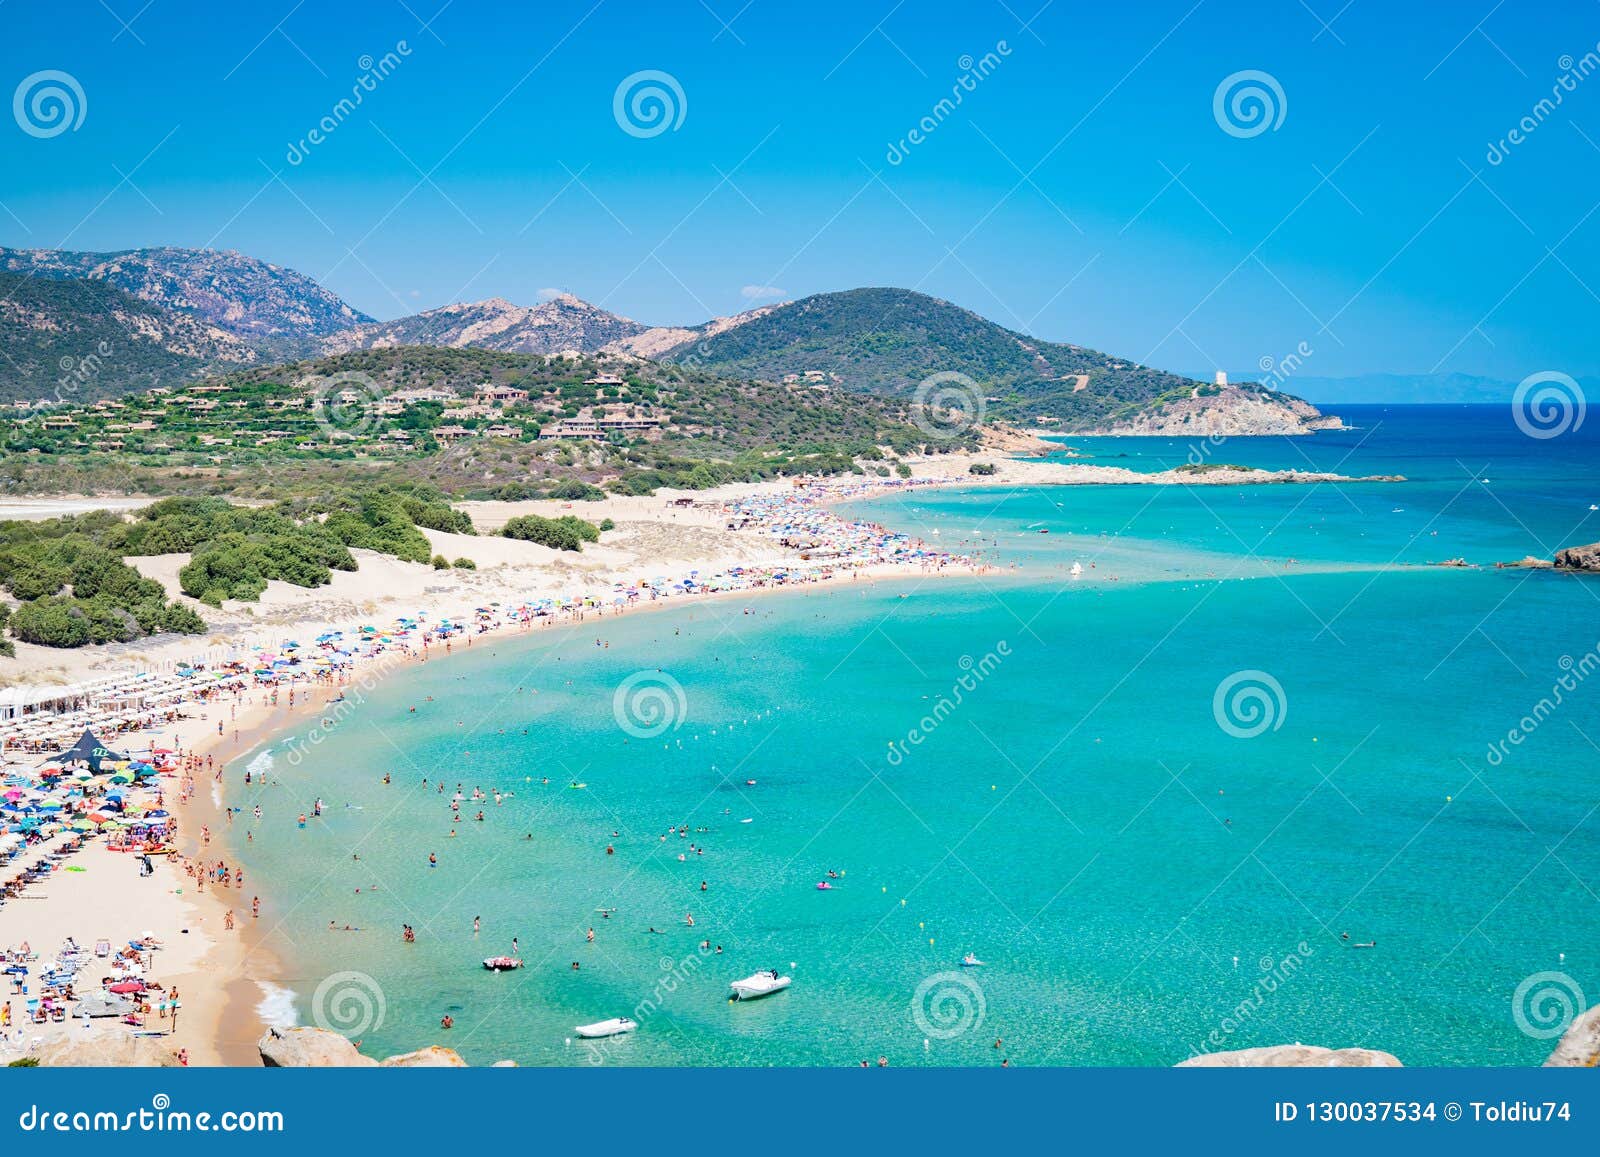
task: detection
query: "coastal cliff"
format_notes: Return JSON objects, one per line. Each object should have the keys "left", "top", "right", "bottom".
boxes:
{"left": 1083, "top": 386, "right": 1344, "bottom": 437}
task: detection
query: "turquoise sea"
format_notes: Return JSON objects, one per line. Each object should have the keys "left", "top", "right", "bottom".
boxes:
{"left": 229, "top": 405, "right": 1600, "bottom": 1066}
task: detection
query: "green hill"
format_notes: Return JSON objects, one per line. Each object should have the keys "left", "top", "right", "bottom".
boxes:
{"left": 662, "top": 287, "right": 1308, "bottom": 430}
{"left": 0, "top": 273, "right": 259, "bottom": 405}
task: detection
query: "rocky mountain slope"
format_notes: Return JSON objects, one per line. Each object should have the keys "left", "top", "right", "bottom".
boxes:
{"left": 604, "top": 303, "right": 782, "bottom": 358}
{"left": 0, "top": 245, "right": 372, "bottom": 346}
{"left": 0, "top": 272, "right": 259, "bottom": 403}
{"left": 322, "top": 294, "right": 648, "bottom": 356}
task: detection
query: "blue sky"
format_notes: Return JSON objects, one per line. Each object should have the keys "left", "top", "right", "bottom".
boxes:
{"left": 3, "top": 0, "right": 1599, "bottom": 387}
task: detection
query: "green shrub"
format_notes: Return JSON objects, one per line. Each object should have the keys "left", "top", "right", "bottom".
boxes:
{"left": 548, "top": 479, "right": 606, "bottom": 501}
{"left": 500, "top": 513, "right": 600, "bottom": 552}
{"left": 968, "top": 462, "right": 997, "bottom": 476}
{"left": 10, "top": 598, "right": 91, "bottom": 647}
{"left": 431, "top": 554, "right": 450, "bottom": 569}
{"left": 452, "top": 557, "right": 476, "bottom": 570}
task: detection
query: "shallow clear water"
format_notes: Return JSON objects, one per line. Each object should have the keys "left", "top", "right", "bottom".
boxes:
{"left": 230, "top": 406, "right": 1600, "bottom": 1066}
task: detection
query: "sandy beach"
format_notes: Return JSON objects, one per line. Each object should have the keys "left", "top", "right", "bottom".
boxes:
{"left": 0, "top": 454, "right": 1395, "bottom": 1065}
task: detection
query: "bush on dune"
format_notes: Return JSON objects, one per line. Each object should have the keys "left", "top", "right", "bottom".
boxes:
{"left": 499, "top": 513, "right": 602, "bottom": 552}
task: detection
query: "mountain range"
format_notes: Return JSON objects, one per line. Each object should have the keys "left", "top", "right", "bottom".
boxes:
{"left": 0, "top": 244, "right": 1338, "bottom": 433}
{"left": 0, "top": 246, "right": 372, "bottom": 345}
{"left": 0, "top": 271, "right": 260, "bottom": 402}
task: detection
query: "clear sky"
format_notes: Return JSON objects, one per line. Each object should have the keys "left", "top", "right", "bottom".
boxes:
{"left": 3, "top": 0, "right": 1598, "bottom": 385}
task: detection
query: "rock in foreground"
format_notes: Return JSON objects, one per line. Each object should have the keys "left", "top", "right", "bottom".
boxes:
{"left": 1544, "top": 1006, "right": 1600, "bottom": 1067}
{"left": 1179, "top": 1044, "right": 1402, "bottom": 1068}
{"left": 380, "top": 1046, "right": 469, "bottom": 1067}
{"left": 258, "top": 1026, "right": 482, "bottom": 1067}
{"left": 258, "top": 1026, "right": 378, "bottom": 1067}
{"left": 27, "top": 1034, "right": 180, "bottom": 1067}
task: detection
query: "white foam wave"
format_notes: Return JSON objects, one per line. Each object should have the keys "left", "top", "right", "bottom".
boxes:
{"left": 254, "top": 980, "right": 300, "bottom": 1029}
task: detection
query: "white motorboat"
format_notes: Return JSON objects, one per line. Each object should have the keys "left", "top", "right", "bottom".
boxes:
{"left": 1069, "top": 562, "right": 1083, "bottom": 577}
{"left": 574, "top": 1017, "right": 637, "bottom": 1038}
{"left": 730, "top": 970, "right": 792, "bottom": 1000}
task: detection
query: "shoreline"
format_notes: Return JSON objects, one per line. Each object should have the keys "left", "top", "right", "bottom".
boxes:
{"left": 0, "top": 457, "right": 1406, "bottom": 1065}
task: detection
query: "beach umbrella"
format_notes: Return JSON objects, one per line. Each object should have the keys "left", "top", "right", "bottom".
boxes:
{"left": 145, "top": 809, "right": 170, "bottom": 820}
{"left": 107, "top": 980, "right": 144, "bottom": 994}
{"left": 49, "top": 729, "right": 127, "bottom": 772}
{"left": 70, "top": 819, "right": 95, "bottom": 832}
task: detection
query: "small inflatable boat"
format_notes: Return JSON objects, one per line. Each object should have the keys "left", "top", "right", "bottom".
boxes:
{"left": 730, "top": 971, "right": 792, "bottom": 1000}
{"left": 574, "top": 1017, "right": 637, "bottom": 1038}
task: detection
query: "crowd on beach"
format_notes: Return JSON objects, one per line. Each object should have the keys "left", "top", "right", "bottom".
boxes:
{"left": 0, "top": 739, "right": 196, "bottom": 1062}
{"left": 0, "top": 477, "right": 977, "bottom": 1063}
